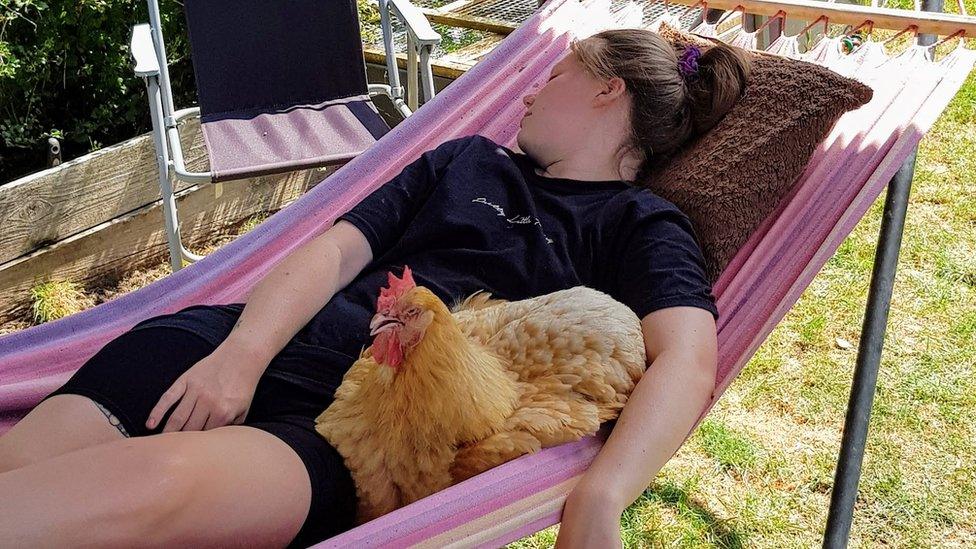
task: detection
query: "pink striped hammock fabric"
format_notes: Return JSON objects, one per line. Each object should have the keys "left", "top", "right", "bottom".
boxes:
{"left": 0, "top": 0, "right": 972, "bottom": 546}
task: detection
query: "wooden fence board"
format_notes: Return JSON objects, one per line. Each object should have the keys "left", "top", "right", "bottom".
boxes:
{"left": 0, "top": 163, "right": 336, "bottom": 320}
{"left": 0, "top": 119, "right": 208, "bottom": 264}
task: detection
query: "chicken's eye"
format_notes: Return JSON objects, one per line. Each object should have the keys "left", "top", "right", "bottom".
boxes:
{"left": 406, "top": 307, "right": 420, "bottom": 316}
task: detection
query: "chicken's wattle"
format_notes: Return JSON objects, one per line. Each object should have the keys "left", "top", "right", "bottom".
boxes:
{"left": 373, "top": 329, "right": 404, "bottom": 370}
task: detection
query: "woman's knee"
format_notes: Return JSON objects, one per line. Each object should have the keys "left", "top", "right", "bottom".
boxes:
{"left": 79, "top": 431, "right": 260, "bottom": 547}
{"left": 123, "top": 427, "right": 313, "bottom": 546}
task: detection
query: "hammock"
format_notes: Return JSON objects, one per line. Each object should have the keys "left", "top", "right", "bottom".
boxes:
{"left": 1, "top": 0, "right": 973, "bottom": 546}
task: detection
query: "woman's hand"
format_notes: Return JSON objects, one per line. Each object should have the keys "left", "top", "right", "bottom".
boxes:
{"left": 554, "top": 483, "right": 625, "bottom": 549}
{"left": 146, "top": 343, "right": 266, "bottom": 433}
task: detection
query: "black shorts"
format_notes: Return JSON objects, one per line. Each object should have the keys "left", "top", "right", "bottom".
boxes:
{"left": 39, "top": 320, "right": 359, "bottom": 549}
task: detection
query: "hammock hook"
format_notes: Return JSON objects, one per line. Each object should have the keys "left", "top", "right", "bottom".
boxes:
{"left": 882, "top": 24, "right": 919, "bottom": 46}
{"left": 847, "top": 19, "right": 875, "bottom": 37}
{"left": 679, "top": 0, "right": 707, "bottom": 21}
{"left": 928, "top": 29, "right": 967, "bottom": 51}
{"left": 796, "top": 14, "right": 829, "bottom": 38}
{"left": 754, "top": 9, "right": 787, "bottom": 35}
{"left": 713, "top": 4, "right": 747, "bottom": 29}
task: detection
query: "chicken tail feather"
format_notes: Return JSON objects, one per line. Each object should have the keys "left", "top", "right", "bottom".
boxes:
{"left": 450, "top": 290, "right": 507, "bottom": 313}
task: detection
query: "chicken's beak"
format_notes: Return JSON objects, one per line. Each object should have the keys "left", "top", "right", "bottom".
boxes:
{"left": 369, "top": 313, "right": 403, "bottom": 336}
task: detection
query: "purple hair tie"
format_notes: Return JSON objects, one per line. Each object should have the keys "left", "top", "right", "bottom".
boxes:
{"left": 677, "top": 46, "right": 702, "bottom": 80}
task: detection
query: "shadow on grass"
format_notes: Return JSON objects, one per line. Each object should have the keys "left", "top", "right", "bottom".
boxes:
{"left": 631, "top": 481, "right": 745, "bottom": 548}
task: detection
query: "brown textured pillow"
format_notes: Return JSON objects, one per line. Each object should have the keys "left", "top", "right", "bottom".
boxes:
{"left": 647, "top": 22, "right": 873, "bottom": 283}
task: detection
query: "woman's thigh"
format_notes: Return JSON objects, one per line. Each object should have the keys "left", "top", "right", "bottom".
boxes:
{"left": 146, "top": 425, "right": 317, "bottom": 547}
{"left": 38, "top": 326, "right": 218, "bottom": 437}
{"left": 0, "top": 424, "right": 312, "bottom": 548}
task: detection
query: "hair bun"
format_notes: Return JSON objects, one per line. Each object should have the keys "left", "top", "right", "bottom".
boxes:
{"left": 685, "top": 41, "right": 752, "bottom": 137}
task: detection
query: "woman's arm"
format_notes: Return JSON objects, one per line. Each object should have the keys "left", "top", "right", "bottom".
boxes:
{"left": 556, "top": 305, "right": 717, "bottom": 546}
{"left": 220, "top": 220, "right": 374, "bottom": 378}
{"left": 225, "top": 137, "right": 469, "bottom": 364}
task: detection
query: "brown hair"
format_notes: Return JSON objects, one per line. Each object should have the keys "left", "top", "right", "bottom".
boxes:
{"left": 571, "top": 29, "right": 752, "bottom": 183}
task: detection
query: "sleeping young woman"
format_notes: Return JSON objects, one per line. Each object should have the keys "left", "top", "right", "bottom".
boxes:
{"left": 0, "top": 29, "right": 750, "bottom": 548}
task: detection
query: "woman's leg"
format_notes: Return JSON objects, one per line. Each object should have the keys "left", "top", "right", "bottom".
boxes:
{"left": 0, "top": 394, "right": 127, "bottom": 473}
{"left": 0, "top": 424, "right": 312, "bottom": 548}
{"left": 0, "top": 326, "right": 217, "bottom": 473}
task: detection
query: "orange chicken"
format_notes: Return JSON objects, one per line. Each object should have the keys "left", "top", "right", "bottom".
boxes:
{"left": 314, "top": 265, "right": 647, "bottom": 524}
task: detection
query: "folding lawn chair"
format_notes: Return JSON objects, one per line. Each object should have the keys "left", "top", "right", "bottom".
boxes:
{"left": 129, "top": 0, "right": 441, "bottom": 272}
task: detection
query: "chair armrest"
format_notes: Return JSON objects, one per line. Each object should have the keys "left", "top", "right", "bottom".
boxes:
{"left": 130, "top": 24, "right": 160, "bottom": 77}
{"left": 388, "top": 0, "right": 441, "bottom": 46}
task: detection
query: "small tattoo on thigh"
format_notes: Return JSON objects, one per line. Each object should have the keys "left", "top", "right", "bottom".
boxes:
{"left": 93, "top": 401, "right": 131, "bottom": 438}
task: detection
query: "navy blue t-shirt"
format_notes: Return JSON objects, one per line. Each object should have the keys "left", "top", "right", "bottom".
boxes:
{"left": 136, "top": 134, "right": 718, "bottom": 384}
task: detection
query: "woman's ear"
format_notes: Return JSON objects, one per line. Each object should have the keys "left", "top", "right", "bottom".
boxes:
{"left": 594, "top": 76, "right": 627, "bottom": 106}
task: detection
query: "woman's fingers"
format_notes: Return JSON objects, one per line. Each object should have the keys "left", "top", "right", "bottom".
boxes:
{"left": 203, "top": 410, "right": 231, "bottom": 431}
{"left": 162, "top": 391, "right": 197, "bottom": 433}
{"left": 183, "top": 402, "right": 211, "bottom": 432}
{"left": 146, "top": 376, "right": 188, "bottom": 430}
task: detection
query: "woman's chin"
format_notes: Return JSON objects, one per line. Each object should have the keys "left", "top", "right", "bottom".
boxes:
{"left": 515, "top": 132, "right": 533, "bottom": 155}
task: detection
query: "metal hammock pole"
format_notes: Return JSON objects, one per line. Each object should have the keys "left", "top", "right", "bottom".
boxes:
{"left": 822, "top": 0, "right": 943, "bottom": 546}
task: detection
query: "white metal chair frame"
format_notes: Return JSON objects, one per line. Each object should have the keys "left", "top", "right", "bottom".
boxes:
{"left": 130, "top": 0, "right": 441, "bottom": 272}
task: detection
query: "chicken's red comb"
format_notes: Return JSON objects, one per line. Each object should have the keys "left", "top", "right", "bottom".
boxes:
{"left": 377, "top": 265, "right": 416, "bottom": 311}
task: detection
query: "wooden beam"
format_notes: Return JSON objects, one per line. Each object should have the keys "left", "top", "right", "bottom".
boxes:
{"left": 0, "top": 159, "right": 336, "bottom": 321}
{"left": 439, "top": 0, "right": 484, "bottom": 12}
{"left": 364, "top": 47, "right": 470, "bottom": 79}
{"left": 418, "top": 7, "right": 517, "bottom": 35}
{"left": 669, "top": 0, "right": 976, "bottom": 36}
{"left": 0, "top": 118, "right": 207, "bottom": 265}
{"left": 420, "top": 0, "right": 974, "bottom": 39}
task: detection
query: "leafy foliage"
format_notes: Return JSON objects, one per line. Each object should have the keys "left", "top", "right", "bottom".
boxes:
{"left": 0, "top": 0, "right": 195, "bottom": 181}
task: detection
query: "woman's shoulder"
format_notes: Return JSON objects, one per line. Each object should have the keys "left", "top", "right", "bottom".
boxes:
{"left": 424, "top": 134, "right": 533, "bottom": 178}
{"left": 429, "top": 133, "right": 503, "bottom": 157}
{"left": 601, "top": 186, "right": 708, "bottom": 248}
{"left": 605, "top": 185, "right": 691, "bottom": 223}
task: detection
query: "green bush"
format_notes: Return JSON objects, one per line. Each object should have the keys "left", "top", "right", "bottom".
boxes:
{"left": 0, "top": 0, "right": 196, "bottom": 181}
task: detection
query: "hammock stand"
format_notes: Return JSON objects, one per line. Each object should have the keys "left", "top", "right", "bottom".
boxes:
{"left": 0, "top": 0, "right": 973, "bottom": 547}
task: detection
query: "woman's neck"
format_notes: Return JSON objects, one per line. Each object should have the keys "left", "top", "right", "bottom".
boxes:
{"left": 533, "top": 155, "right": 639, "bottom": 183}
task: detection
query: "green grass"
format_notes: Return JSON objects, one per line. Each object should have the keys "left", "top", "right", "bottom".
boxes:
{"left": 696, "top": 419, "right": 760, "bottom": 473}
{"left": 29, "top": 280, "right": 93, "bottom": 324}
{"left": 510, "top": 10, "right": 976, "bottom": 549}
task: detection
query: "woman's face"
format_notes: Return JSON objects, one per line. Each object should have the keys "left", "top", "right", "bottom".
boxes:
{"left": 516, "top": 47, "right": 630, "bottom": 169}
{"left": 516, "top": 47, "right": 629, "bottom": 170}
